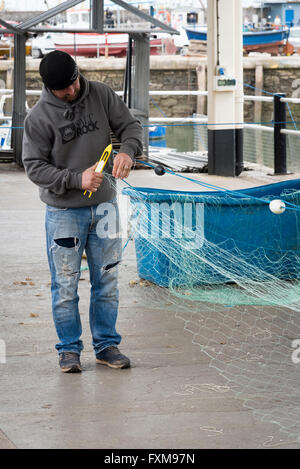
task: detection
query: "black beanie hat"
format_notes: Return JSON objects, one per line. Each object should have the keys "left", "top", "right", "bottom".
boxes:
{"left": 39, "top": 50, "right": 78, "bottom": 90}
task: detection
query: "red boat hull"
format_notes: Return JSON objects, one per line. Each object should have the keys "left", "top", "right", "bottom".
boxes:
{"left": 54, "top": 38, "right": 163, "bottom": 57}
{"left": 244, "top": 40, "right": 285, "bottom": 55}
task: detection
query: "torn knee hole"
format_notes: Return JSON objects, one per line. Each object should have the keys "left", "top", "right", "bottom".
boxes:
{"left": 54, "top": 237, "right": 79, "bottom": 248}
{"left": 62, "top": 264, "right": 80, "bottom": 277}
{"left": 103, "top": 261, "right": 120, "bottom": 272}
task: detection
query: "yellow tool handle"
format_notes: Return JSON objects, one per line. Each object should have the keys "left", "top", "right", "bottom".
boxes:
{"left": 83, "top": 144, "right": 112, "bottom": 197}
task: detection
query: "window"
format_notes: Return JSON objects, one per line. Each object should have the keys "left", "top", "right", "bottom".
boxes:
{"left": 69, "top": 13, "right": 79, "bottom": 25}
{"left": 290, "top": 30, "right": 300, "bottom": 38}
{"left": 82, "top": 13, "right": 89, "bottom": 23}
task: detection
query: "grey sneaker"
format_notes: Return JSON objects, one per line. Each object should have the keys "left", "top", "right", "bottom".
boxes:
{"left": 59, "top": 352, "right": 82, "bottom": 373}
{"left": 96, "top": 346, "right": 131, "bottom": 369}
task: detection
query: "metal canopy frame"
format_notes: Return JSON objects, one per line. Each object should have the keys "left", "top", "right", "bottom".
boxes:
{"left": 0, "top": 0, "right": 178, "bottom": 165}
{"left": 0, "top": 18, "right": 25, "bottom": 34}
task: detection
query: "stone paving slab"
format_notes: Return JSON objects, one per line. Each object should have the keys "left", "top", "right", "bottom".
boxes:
{"left": 0, "top": 164, "right": 300, "bottom": 449}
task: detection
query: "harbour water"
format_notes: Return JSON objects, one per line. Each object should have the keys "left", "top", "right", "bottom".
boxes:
{"left": 151, "top": 121, "right": 300, "bottom": 173}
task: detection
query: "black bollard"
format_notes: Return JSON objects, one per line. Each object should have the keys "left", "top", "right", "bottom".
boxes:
{"left": 274, "top": 94, "right": 288, "bottom": 175}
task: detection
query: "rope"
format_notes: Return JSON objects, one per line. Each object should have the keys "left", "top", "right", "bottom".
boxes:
{"left": 130, "top": 159, "right": 300, "bottom": 212}
{"left": 2, "top": 121, "right": 300, "bottom": 130}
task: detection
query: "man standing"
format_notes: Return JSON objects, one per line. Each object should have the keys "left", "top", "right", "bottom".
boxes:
{"left": 22, "top": 51, "right": 143, "bottom": 373}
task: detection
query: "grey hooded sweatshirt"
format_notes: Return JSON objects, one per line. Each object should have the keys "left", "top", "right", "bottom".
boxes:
{"left": 22, "top": 74, "right": 143, "bottom": 208}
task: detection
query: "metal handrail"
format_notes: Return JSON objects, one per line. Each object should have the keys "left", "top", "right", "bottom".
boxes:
{"left": 244, "top": 95, "right": 273, "bottom": 103}
{"left": 280, "top": 97, "right": 300, "bottom": 104}
{"left": 1, "top": 89, "right": 300, "bottom": 136}
{"left": 0, "top": 88, "right": 300, "bottom": 103}
{"left": 280, "top": 128, "right": 300, "bottom": 136}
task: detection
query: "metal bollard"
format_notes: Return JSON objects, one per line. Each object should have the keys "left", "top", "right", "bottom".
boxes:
{"left": 273, "top": 93, "right": 288, "bottom": 175}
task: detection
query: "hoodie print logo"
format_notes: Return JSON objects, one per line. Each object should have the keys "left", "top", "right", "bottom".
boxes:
{"left": 59, "top": 114, "right": 99, "bottom": 144}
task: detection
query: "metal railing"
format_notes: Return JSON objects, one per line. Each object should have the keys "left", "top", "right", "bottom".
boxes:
{"left": 148, "top": 92, "right": 300, "bottom": 174}
{"left": 1, "top": 88, "right": 300, "bottom": 173}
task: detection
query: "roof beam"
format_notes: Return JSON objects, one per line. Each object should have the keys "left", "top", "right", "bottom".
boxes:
{"left": 0, "top": 18, "right": 24, "bottom": 34}
{"left": 91, "top": 0, "right": 104, "bottom": 31}
{"left": 17, "top": 0, "right": 83, "bottom": 31}
{"left": 2, "top": 0, "right": 178, "bottom": 35}
{"left": 112, "top": 0, "right": 179, "bottom": 34}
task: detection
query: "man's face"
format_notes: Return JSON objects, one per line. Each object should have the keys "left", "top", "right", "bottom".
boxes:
{"left": 51, "top": 76, "right": 80, "bottom": 102}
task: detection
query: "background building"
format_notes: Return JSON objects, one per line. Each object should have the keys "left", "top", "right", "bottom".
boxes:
{"left": 263, "top": 1, "right": 300, "bottom": 26}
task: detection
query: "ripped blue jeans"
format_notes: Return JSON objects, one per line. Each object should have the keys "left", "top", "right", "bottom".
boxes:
{"left": 45, "top": 199, "right": 122, "bottom": 355}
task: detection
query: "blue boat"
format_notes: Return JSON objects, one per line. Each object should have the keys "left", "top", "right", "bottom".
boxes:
{"left": 149, "top": 125, "right": 166, "bottom": 140}
{"left": 0, "top": 120, "right": 11, "bottom": 149}
{"left": 148, "top": 125, "right": 167, "bottom": 148}
{"left": 185, "top": 27, "right": 290, "bottom": 54}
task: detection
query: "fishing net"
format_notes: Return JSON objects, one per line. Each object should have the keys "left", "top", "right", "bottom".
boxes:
{"left": 102, "top": 168, "right": 300, "bottom": 442}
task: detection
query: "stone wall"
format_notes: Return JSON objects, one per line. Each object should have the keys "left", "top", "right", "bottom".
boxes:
{"left": 243, "top": 57, "right": 300, "bottom": 125}
{"left": 1, "top": 55, "right": 300, "bottom": 125}
{"left": 20, "top": 56, "right": 200, "bottom": 117}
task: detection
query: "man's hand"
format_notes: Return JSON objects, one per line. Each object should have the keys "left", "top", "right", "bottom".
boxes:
{"left": 81, "top": 162, "right": 104, "bottom": 193}
{"left": 112, "top": 153, "right": 133, "bottom": 179}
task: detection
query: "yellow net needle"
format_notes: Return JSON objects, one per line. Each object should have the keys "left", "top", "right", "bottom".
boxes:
{"left": 83, "top": 143, "right": 113, "bottom": 198}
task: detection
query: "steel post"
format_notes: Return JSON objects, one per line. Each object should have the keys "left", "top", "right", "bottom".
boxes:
{"left": 12, "top": 33, "right": 26, "bottom": 167}
{"left": 274, "top": 94, "right": 287, "bottom": 175}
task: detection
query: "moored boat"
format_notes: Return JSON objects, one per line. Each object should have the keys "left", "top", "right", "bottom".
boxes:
{"left": 185, "top": 26, "right": 290, "bottom": 55}
{"left": 53, "top": 33, "right": 163, "bottom": 57}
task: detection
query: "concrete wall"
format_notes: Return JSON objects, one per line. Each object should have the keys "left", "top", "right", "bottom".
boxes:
{"left": 1, "top": 55, "right": 300, "bottom": 125}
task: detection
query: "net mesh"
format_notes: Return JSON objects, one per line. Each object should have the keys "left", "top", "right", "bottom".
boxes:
{"left": 105, "top": 170, "right": 300, "bottom": 442}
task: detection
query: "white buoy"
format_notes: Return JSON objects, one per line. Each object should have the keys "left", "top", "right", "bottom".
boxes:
{"left": 269, "top": 199, "right": 286, "bottom": 214}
